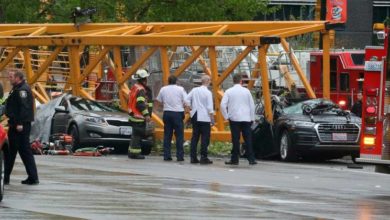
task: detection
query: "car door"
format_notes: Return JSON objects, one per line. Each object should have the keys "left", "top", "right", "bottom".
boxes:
{"left": 51, "top": 98, "right": 72, "bottom": 134}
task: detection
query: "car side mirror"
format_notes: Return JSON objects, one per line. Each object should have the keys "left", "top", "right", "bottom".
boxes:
{"left": 55, "top": 106, "right": 69, "bottom": 113}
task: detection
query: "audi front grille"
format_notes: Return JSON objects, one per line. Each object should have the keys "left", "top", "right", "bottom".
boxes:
{"left": 315, "top": 123, "right": 360, "bottom": 143}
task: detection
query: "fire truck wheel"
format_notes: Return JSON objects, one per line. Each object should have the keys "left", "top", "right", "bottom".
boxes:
{"left": 279, "top": 131, "right": 297, "bottom": 162}
{"left": 351, "top": 153, "right": 359, "bottom": 164}
{"left": 0, "top": 150, "right": 4, "bottom": 202}
{"left": 69, "top": 125, "right": 80, "bottom": 151}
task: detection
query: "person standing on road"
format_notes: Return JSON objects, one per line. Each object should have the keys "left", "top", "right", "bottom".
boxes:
{"left": 4, "top": 71, "right": 39, "bottom": 185}
{"left": 220, "top": 74, "right": 257, "bottom": 166}
{"left": 186, "top": 75, "right": 214, "bottom": 164}
{"left": 128, "top": 69, "right": 153, "bottom": 159}
{"left": 351, "top": 92, "right": 363, "bottom": 117}
{"left": 156, "top": 75, "right": 187, "bottom": 162}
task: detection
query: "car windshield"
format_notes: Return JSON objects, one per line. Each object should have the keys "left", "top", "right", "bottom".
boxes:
{"left": 283, "top": 103, "right": 304, "bottom": 114}
{"left": 283, "top": 99, "right": 337, "bottom": 114}
{"left": 69, "top": 97, "right": 117, "bottom": 112}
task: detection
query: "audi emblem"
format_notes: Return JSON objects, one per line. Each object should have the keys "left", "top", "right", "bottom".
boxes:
{"left": 332, "top": 124, "right": 346, "bottom": 130}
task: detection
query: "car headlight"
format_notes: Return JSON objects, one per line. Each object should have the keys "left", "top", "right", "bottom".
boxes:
{"left": 85, "top": 116, "right": 107, "bottom": 125}
{"left": 292, "top": 121, "right": 315, "bottom": 128}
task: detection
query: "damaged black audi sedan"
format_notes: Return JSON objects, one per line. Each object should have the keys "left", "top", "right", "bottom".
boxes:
{"left": 252, "top": 98, "right": 361, "bottom": 161}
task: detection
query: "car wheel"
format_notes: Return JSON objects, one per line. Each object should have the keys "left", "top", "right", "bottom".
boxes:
{"left": 69, "top": 125, "right": 80, "bottom": 151}
{"left": 279, "top": 131, "right": 297, "bottom": 162}
{"left": 0, "top": 150, "right": 4, "bottom": 202}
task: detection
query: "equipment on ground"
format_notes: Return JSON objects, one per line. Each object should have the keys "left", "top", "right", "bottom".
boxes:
{"left": 42, "top": 133, "right": 73, "bottom": 155}
{"left": 73, "top": 146, "right": 114, "bottom": 156}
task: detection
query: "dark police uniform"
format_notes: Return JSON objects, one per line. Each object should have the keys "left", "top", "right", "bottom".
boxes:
{"left": 4, "top": 80, "right": 39, "bottom": 184}
{"left": 351, "top": 100, "right": 362, "bottom": 117}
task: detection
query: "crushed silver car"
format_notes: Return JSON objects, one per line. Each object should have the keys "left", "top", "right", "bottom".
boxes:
{"left": 31, "top": 94, "right": 154, "bottom": 154}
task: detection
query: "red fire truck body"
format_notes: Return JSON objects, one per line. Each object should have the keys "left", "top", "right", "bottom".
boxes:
{"left": 356, "top": 28, "right": 390, "bottom": 170}
{"left": 309, "top": 51, "right": 365, "bottom": 109}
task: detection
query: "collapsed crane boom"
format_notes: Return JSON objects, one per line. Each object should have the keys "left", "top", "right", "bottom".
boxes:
{"left": 0, "top": 21, "right": 333, "bottom": 141}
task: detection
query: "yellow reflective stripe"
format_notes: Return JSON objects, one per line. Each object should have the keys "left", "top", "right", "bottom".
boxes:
{"left": 129, "top": 116, "right": 144, "bottom": 122}
{"left": 142, "top": 109, "right": 149, "bottom": 115}
{"left": 136, "top": 97, "right": 146, "bottom": 102}
{"left": 148, "top": 103, "right": 153, "bottom": 107}
{"left": 128, "top": 148, "right": 142, "bottom": 154}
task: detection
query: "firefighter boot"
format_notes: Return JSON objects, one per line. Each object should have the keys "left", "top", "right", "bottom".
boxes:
{"left": 128, "top": 145, "right": 145, "bottom": 159}
{"left": 128, "top": 153, "right": 145, "bottom": 159}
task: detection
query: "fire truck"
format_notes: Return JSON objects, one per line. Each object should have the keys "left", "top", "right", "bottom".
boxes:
{"left": 356, "top": 25, "right": 390, "bottom": 173}
{"left": 309, "top": 50, "right": 365, "bottom": 109}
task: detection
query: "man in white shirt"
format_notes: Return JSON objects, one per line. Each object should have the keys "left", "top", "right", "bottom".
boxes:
{"left": 220, "top": 74, "right": 257, "bottom": 165}
{"left": 186, "top": 75, "right": 214, "bottom": 164}
{"left": 156, "top": 75, "right": 187, "bottom": 162}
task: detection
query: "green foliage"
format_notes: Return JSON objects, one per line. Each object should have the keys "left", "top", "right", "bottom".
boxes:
{"left": 124, "top": 0, "right": 276, "bottom": 22}
{"left": 208, "top": 141, "right": 231, "bottom": 156}
{"left": 0, "top": 0, "right": 43, "bottom": 23}
{"left": 384, "top": 17, "right": 390, "bottom": 27}
{"left": 0, "top": 0, "right": 277, "bottom": 23}
{"left": 41, "top": 0, "right": 118, "bottom": 23}
{"left": 151, "top": 139, "right": 231, "bottom": 157}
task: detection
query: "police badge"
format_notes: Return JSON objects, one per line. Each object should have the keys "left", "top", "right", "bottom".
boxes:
{"left": 19, "top": 90, "right": 27, "bottom": 98}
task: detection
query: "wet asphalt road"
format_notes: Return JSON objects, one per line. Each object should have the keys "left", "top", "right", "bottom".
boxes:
{"left": 1, "top": 155, "right": 390, "bottom": 220}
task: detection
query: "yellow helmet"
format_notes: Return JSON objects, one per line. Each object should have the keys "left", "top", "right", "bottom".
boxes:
{"left": 132, "top": 69, "right": 150, "bottom": 80}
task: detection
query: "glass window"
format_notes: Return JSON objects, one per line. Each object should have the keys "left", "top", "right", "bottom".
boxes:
{"left": 351, "top": 53, "right": 365, "bottom": 65}
{"left": 331, "top": 72, "right": 337, "bottom": 91}
{"left": 69, "top": 97, "right": 116, "bottom": 112}
{"left": 358, "top": 72, "right": 364, "bottom": 92}
{"left": 330, "top": 58, "right": 337, "bottom": 71}
{"left": 340, "top": 73, "right": 350, "bottom": 91}
{"left": 59, "top": 99, "right": 69, "bottom": 110}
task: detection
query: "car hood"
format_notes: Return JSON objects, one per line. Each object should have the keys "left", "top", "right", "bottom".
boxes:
{"left": 281, "top": 113, "right": 361, "bottom": 124}
{"left": 76, "top": 111, "right": 128, "bottom": 120}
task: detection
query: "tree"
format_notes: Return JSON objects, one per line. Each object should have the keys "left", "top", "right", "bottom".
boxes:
{"left": 0, "top": 0, "right": 278, "bottom": 23}
{"left": 123, "top": 0, "right": 278, "bottom": 22}
{"left": 0, "top": 0, "right": 42, "bottom": 23}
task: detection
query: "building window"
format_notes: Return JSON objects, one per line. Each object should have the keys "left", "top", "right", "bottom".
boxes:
{"left": 331, "top": 72, "right": 337, "bottom": 91}
{"left": 358, "top": 72, "right": 364, "bottom": 92}
{"left": 340, "top": 73, "right": 350, "bottom": 92}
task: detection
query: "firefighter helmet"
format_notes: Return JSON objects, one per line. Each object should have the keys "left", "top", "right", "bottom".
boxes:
{"left": 132, "top": 69, "right": 150, "bottom": 80}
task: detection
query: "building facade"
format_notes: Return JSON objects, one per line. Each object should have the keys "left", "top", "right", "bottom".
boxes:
{"left": 262, "top": 0, "right": 389, "bottom": 49}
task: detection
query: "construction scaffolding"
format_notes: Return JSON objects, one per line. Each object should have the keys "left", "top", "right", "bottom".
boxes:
{"left": 0, "top": 21, "right": 334, "bottom": 141}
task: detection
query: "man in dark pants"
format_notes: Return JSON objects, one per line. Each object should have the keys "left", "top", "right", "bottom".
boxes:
{"left": 220, "top": 74, "right": 257, "bottom": 165}
{"left": 4, "top": 71, "right": 39, "bottom": 185}
{"left": 128, "top": 69, "right": 153, "bottom": 159}
{"left": 186, "top": 75, "right": 214, "bottom": 164}
{"left": 156, "top": 75, "right": 187, "bottom": 161}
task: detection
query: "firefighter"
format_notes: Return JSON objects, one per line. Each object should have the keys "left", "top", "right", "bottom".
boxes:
{"left": 4, "top": 71, "right": 39, "bottom": 185}
{"left": 128, "top": 69, "right": 153, "bottom": 159}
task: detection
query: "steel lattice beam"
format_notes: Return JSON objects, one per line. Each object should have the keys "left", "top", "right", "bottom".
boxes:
{"left": 0, "top": 21, "right": 332, "bottom": 141}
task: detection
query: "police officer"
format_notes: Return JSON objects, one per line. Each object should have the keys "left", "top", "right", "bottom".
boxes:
{"left": 128, "top": 69, "right": 153, "bottom": 159}
{"left": 4, "top": 71, "right": 39, "bottom": 185}
{"left": 351, "top": 92, "right": 363, "bottom": 117}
